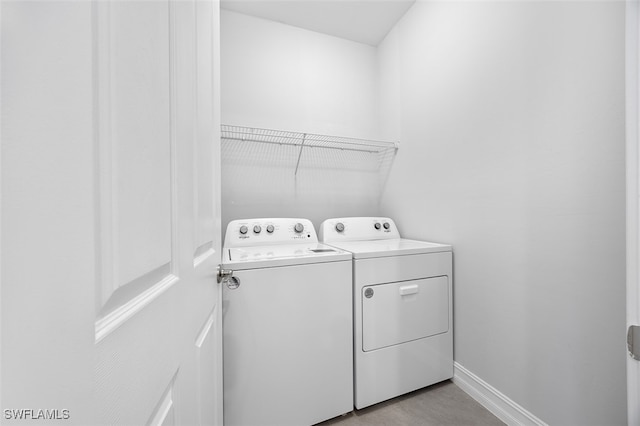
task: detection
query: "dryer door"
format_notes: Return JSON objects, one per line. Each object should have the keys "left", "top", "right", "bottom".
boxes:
{"left": 362, "top": 276, "right": 449, "bottom": 352}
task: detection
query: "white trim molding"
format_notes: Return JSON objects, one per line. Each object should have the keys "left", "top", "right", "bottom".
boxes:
{"left": 453, "top": 362, "right": 547, "bottom": 426}
{"left": 95, "top": 274, "right": 179, "bottom": 344}
{"left": 626, "top": 1, "right": 640, "bottom": 424}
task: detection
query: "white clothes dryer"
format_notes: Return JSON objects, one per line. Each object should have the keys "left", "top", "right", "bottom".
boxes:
{"left": 319, "top": 217, "right": 453, "bottom": 409}
{"left": 222, "top": 218, "right": 353, "bottom": 426}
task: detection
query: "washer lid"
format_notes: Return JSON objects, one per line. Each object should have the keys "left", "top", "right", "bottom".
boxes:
{"left": 326, "top": 238, "right": 451, "bottom": 259}
{"left": 223, "top": 243, "right": 351, "bottom": 269}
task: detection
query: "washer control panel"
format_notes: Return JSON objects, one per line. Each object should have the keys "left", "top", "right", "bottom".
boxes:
{"left": 319, "top": 217, "right": 401, "bottom": 242}
{"left": 224, "top": 218, "right": 317, "bottom": 247}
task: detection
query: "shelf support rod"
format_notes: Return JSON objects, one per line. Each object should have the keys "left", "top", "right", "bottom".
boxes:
{"left": 294, "top": 133, "right": 307, "bottom": 176}
{"left": 221, "top": 136, "right": 379, "bottom": 153}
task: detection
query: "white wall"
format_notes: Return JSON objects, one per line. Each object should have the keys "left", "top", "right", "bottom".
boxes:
{"left": 1, "top": 1, "right": 95, "bottom": 420}
{"left": 220, "top": 10, "right": 381, "bottom": 229}
{"left": 378, "top": 1, "right": 626, "bottom": 424}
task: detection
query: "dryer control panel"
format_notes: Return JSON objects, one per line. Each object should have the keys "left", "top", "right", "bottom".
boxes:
{"left": 224, "top": 218, "right": 317, "bottom": 247}
{"left": 319, "top": 217, "right": 401, "bottom": 242}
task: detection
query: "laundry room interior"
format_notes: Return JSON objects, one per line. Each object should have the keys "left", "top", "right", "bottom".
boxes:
{"left": 1, "top": 0, "right": 635, "bottom": 425}
{"left": 219, "top": 1, "right": 626, "bottom": 425}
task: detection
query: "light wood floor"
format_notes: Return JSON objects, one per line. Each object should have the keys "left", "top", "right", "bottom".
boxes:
{"left": 318, "top": 380, "right": 505, "bottom": 426}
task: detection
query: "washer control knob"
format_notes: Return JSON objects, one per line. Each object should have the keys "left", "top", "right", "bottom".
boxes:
{"left": 294, "top": 223, "right": 304, "bottom": 233}
{"left": 335, "top": 223, "right": 345, "bottom": 233}
{"left": 239, "top": 225, "right": 248, "bottom": 235}
{"left": 383, "top": 222, "right": 390, "bottom": 230}
{"left": 253, "top": 225, "right": 262, "bottom": 234}
{"left": 374, "top": 223, "right": 381, "bottom": 230}
{"left": 266, "top": 224, "right": 275, "bottom": 233}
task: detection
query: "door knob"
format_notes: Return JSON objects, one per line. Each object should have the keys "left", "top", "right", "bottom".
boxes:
{"left": 628, "top": 325, "right": 640, "bottom": 360}
{"left": 216, "top": 265, "right": 233, "bottom": 283}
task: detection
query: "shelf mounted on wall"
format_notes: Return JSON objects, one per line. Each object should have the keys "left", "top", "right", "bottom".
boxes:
{"left": 220, "top": 125, "right": 399, "bottom": 178}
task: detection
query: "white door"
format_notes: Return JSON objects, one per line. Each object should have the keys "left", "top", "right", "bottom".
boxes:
{"left": 0, "top": 0, "right": 223, "bottom": 424}
{"left": 627, "top": 1, "right": 640, "bottom": 424}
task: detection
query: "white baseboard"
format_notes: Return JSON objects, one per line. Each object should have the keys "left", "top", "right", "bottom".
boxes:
{"left": 453, "top": 362, "right": 548, "bottom": 426}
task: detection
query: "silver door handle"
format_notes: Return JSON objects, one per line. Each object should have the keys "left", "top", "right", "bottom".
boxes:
{"left": 217, "top": 265, "right": 234, "bottom": 283}
{"left": 629, "top": 325, "right": 640, "bottom": 360}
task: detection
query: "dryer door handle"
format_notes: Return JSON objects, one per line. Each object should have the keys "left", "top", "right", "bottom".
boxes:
{"left": 399, "top": 284, "right": 419, "bottom": 296}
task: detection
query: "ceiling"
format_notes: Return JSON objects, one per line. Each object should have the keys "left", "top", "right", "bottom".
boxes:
{"left": 220, "top": 0, "right": 416, "bottom": 46}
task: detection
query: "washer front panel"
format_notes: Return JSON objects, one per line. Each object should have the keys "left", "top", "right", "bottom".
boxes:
{"left": 223, "top": 258, "right": 353, "bottom": 425}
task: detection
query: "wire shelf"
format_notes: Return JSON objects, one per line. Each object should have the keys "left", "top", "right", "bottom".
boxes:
{"left": 221, "top": 125, "right": 399, "bottom": 177}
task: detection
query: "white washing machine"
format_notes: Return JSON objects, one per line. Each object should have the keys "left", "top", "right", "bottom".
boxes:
{"left": 222, "top": 218, "right": 353, "bottom": 426}
{"left": 319, "top": 217, "right": 453, "bottom": 409}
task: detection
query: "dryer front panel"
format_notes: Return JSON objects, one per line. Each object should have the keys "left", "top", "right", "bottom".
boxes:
{"left": 362, "top": 276, "right": 449, "bottom": 352}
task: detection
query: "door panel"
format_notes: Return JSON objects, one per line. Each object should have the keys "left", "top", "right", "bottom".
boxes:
{"left": 110, "top": 0, "right": 173, "bottom": 292}
{"left": 96, "top": 291, "right": 182, "bottom": 423}
{"left": 95, "top": 0, "right": 174, "bottom": 305}
{"left": 94, "top": 0, "right": 222, "bottom": 423}
{"left": 148, "top": 380, "right": 177, "bottom": 426}
{"left": 94, "top": 0, "right": 177, "bottom": 339}
{"left": 196, "top": 312, "right": 221, "bottom": 425}
{"left": 1, "top": 0, "right": 220, "bottom": 424}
